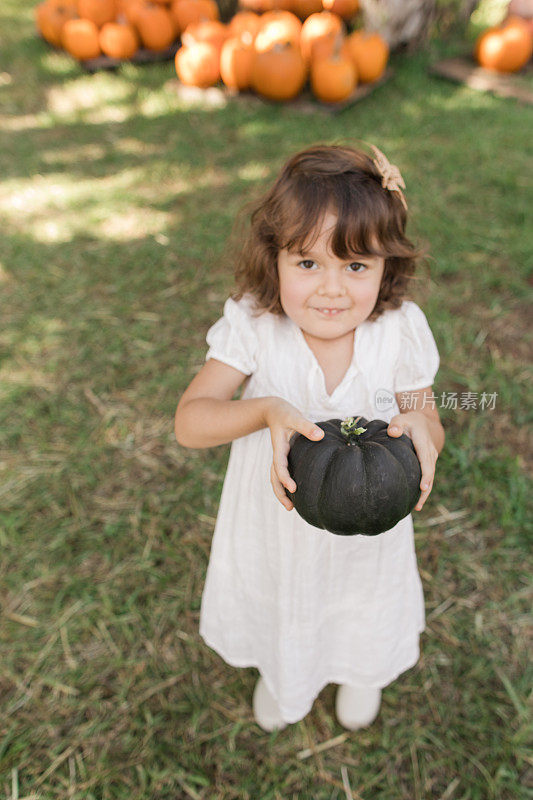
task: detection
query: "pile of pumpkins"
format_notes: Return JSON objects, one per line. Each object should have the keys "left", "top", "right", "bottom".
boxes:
{"left": 173, "top": 1, "right": 389, "bottom": 102}
{"left": 474, "top": 14, "right": 533, "bottom": 73}
{"left": 35, "top": 0, "right": 389, "bottom": 104}
{"left": 36, "top": 0, "right": 181, "bottom": 59}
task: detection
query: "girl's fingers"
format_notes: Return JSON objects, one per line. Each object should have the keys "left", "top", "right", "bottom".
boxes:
{"left": 272, "top": 455, "right": 296, "bottom": 494}
{"left": 416, "top": 442, "right": 438, "bottom": 485}
{"left": 387, "top": 415, "right": 406, "bottom": 438}
{"left": 387, "top": 417, "right": 437, "bottom": 512}
{"left": 413, "top": 443, "right": 437, "bottom": 511}
{"left": 270, "top": 464, "right": 294, "bottom": 510}
{"left": 296, "top": 421, "right": 324, "bottom": 441}
{"left": 388, "top": 424, "right": 403, "bottom": 437}
{"left": 415, "top": 479, "right": 433, "bottom": 511}
{"left": 267, "top": 413, "right": 323, "bottom": 511}
{"left": 271, "top": 433, "right": 295, "bottom": 493}
{"left": 271, "top": 424, "right": 310, "bottom": 495}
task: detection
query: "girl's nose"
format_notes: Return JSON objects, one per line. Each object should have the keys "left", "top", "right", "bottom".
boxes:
{"left": 317, "top": 270, "right": 346, "bottom": 296}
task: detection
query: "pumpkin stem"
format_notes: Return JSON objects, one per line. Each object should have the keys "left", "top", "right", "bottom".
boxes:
{"left": 332, "top": 32, "right": 343, "bottom": 60}
{"left": 340, "top": 416, "right": 367, "bottom": 443}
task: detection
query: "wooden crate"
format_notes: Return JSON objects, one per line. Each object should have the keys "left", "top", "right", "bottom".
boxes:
{"left": 166, "top": 68, "right": 393, "bottom": 115}
{"left": 37, "top": 34, "right": 180, "bottom": 71}
{"left": 430, "top": 55, "right": 533, "bottom": 104}
{"left": 80, "top": 42, "right": 180, "bottom": 72}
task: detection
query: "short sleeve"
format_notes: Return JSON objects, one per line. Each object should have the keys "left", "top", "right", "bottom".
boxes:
{"left": 205, "top": 295, "right": 258, "bottom": 376}
{"left": 394, "top": 301, "right": 440, "bottom": 393}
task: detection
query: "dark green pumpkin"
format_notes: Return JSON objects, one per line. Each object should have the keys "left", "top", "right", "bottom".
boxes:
{"left": 285, "top": 416, "right": 422, "bottom": 536}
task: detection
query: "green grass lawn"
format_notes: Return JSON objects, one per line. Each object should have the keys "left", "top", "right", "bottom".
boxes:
{"left": 1, "top": 2, "right": 532, "bottom": 798}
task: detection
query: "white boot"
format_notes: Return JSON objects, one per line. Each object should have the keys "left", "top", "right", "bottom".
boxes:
{"left": 335, "top": 684, "right": 382, "bottom": 730}
{"left": 252, "top": 676, "right": 288, "bottom": 732}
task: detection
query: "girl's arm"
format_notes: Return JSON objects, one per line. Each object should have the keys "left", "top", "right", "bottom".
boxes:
{"left": 174, "top": 359, "right": 323, "bottom": 459}
{"left": 174, "top": 358, "right": 270, "bottom": 448}
{"left": 387, "top": 386, "right": 445, "bottom": 512}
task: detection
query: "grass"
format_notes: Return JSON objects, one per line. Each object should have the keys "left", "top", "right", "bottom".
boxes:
{"left": 1, "top": 1, "right": 532, "bottom": 798}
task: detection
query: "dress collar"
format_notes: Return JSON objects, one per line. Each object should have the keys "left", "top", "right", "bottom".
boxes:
{"left": 290, "top": 319, "right": 361, "bottom": 402}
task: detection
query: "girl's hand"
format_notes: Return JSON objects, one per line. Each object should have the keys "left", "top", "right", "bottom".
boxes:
{"left": 387, "top": 411, "right": 439, "bottom": 512}
{"left": 264, "top": 397, "right": 324, "bottom": 511}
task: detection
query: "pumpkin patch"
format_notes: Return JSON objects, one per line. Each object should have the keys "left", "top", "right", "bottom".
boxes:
{"left": 35, "top": 0, "right": 392, "bottom": 107}
{"left": 36, "top": 0, "right": 179, "bottom": 62}
{"left": 171, "top": 6, "right": 389, "bottom": 103}
{"left": 285, "top": 416, "right": 422, "bottom": 536}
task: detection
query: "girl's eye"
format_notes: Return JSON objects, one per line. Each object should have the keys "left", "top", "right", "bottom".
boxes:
{"left": 296, "top": 259, "right": 368, "bottom": 272}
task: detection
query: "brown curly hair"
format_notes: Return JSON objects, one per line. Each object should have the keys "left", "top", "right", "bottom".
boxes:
{"left": 232, "top": 143, "right": 427, "bottom": 321}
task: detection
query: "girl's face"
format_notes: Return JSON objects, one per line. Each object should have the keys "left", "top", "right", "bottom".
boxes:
{"left": 277, "top": 210, "right": 385, "bottom": 348}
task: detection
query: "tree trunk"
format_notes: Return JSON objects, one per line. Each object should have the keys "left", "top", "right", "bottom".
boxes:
{"left": 360, "top": 0, "right": 438, "bottom": 50}
{"left": 360, "top": 0, "right": 483, "bottom": 50}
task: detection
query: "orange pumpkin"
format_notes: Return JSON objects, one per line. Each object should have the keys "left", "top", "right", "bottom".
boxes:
{"left": 311, "top": 35, "right": 356, "bottom": 101}
{"left": 170, "top": 0, "right": 219, "bottom": 34}
{"left": 271, "top": 0, "right": 295, "bottom": 10}
{"left": 310, "top": 27, "right": 348, "bottom": 60}
{"left": 260, "top": 8, "right": 301, "bottom": 30}
{"left": 99, "top": 20, "right": 139, "bottom": 57}
{"left": 322, "top": 0, "right": 358, "bottom": 19}
{"left": 36, "top": 1, "right": 78, "bottom": 47}
{"left": 254, "top": 10, "right": 302, "bottom": 51}
{"left": 252, "top": 41, "right": 307, "bottom": 100}
{"left": 62, "top": 17, "right": 102, "bottom": 58}
{"left": 77, "top": 0, "right": 118, "bottom": 27}
{"left": 136, "top": 3, "right": 175, "bottom": 49}
{"left": 120, "top": 0, "right": 148, "bottom": 26}
{"left": 175, "top": 40, "right": 220, "bottom": 86}
{"left": 345, "top": 29, "right": 388, "bottom": 82}
{"left": 300, "top": 11, "right": 343, "bottom": 61}
{"left": 182, "top": 19, "right": 229, "bottom": 56}
{"left": 475, "top": 15, "right": 533, "bottom": 72}
{"left": 220, "top": 35, "right": 255, "bottom": 89}
{"left": 238, "top": 0, "right": 275, "bottom": 14}
{"left": 292, "top": 0, "right": 322, "bottom": 20}
{"left": 228, "top": 10, "right": 262, "bottom": 41}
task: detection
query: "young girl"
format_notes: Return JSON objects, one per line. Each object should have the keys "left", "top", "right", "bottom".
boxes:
{"left": 174, "top": 143, "right": 445, "bottom": 733}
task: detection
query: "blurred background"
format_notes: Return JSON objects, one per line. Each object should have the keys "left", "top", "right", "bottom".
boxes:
{"left": 1, "top": 1, "right": 531, "bottom": 798}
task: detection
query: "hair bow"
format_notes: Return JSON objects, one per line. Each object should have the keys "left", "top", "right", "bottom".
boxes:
{"left": 370, "top": 145, "right": 408, "bottom": 211}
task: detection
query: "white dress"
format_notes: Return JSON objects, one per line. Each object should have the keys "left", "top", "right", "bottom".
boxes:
{"left": 199, "top": 294, "right": 440, "bottom": 724}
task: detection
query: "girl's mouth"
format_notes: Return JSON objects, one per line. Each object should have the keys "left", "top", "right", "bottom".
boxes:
{"left": 313, "top": 307, "right": 346, "bottom": 316}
